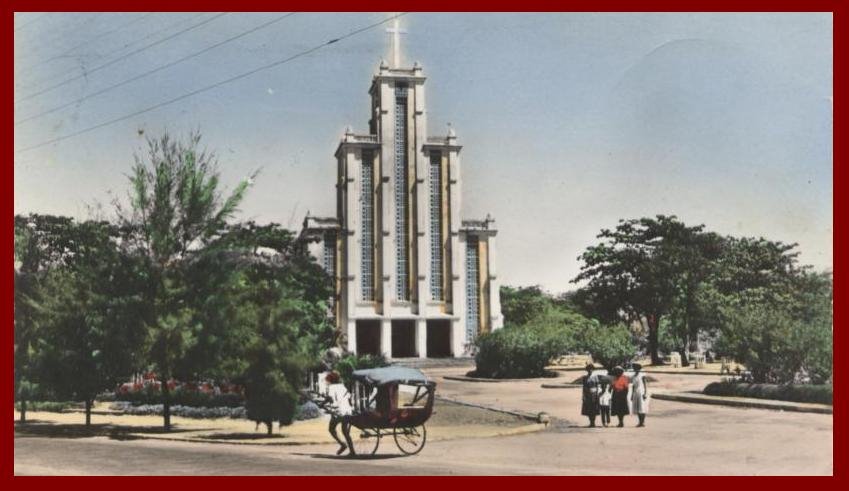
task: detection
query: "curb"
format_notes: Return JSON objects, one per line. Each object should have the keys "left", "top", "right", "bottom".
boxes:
{"left": 642, "top": 370, "right": 722, "bottom": 376}
{"left": 652, "top": 392, "right": 833, "bottom": 414}
{"left": 443, "top": 372, "right": 563, "bottom": 384}
{"left": 436, "top": 396, "right": 546, "bottom": 423}
{"left": 540, "top": 383, "right": 582, "bottom": 389}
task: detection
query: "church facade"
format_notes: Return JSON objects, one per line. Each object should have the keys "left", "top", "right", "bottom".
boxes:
{"left": 300, "top": 22, "right": 502, "bottom": 358}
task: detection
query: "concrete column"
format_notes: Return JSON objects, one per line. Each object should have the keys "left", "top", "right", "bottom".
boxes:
{"left": 416, "top": 318, "right": 428, "bottom": 358}
{"left": 347, "top": 319, "right": 357, "bottom": 353}
{"left": 380, "top": 318, "right": 392, "bottom": 358}
{"left": 451, "top": 318, "right": 466, "bottom": 357}
{"left": 487, "top": 234, "right": 504, "bottom": 330}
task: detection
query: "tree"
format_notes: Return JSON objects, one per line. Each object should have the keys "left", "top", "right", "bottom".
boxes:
{"left": 37, "top": 220, "right": 147, "bottom": 426}
{"left": 573, "top": 215, "right": 709, "bottom": 364}
{"left": 500, "top": 285, "right": 555, "bottom": 327}
{"left": 117, "top": 131, "right": 253, "bottom": 431}
{"left": 713, "top": 270, "right": 832, "bottom": 384}
{"left": 14, "top": 214, "right": 80, "bottom": 422}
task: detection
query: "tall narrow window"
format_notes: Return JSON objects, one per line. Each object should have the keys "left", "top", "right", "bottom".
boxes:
{"left": 323, "top": 230, "right": 336, "bottom": 277}
{"left": 465, "top": 237, "right": 480, "bottom": 342}
{"left": 394, "top": 85, "right": 409, "bottom": 301}
{"left": 360, "top": 150, "right": 374, "bottom": 301}
{"left": 429, "top": 152, "right": 443, "bottom": 300}
{"left": 323, "top": 230, "right": 337, "bottom": 308}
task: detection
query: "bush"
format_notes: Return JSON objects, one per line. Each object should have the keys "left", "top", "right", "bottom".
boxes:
{"left": 14, "top": 401, "right": 76, "bottom": 412}
{"left": 474, "top": 324, "right": 573, "bottom": 379}
{"left": 577, "top": 324, "right": 636, "bottom": 369}
{"left": 334, "top": 353, "right": 389, "bottom": 388}
{"left": 703, "top": 381, "right": 832, "bottom": 405}
{"left": 114, "top": 386, "right": 243, "bottom": 407}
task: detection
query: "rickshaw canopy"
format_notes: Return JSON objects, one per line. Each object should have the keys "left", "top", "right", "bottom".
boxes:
{"left": 351, "top": 367, "right": 431, "bottom": 386}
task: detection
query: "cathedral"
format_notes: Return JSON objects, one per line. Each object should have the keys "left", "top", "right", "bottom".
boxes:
{"left": 300, "top": 19, "right": 503, "bottom": 358}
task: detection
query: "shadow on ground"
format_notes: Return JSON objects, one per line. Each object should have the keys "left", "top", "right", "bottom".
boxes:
{"left": 196, "top": 432, "right": 287, "bottom": 441}
{"left": 293, "top": 452, "right": 408, "bottom": 461}
{"left": 14, "top": 421, "right": 211, "bottom": 440}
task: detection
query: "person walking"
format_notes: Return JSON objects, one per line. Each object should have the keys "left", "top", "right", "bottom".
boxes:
{"left": 610, "top": 365, "right": 630, "bottom": 427}
{"left": 630, "top": 363, "right": 650, "bottom": 427}
{"left": 580, "top": 363, "right": 601, "bottom": 427}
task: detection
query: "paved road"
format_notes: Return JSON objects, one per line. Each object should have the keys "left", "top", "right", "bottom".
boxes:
{"left": 14, "top": 370, "right": 833, "bottom": 475}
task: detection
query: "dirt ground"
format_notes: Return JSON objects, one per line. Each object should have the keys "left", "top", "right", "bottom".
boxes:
{"left": 14, "top": 398, "right": 535, "bottom": 445}
{"left": 14, "top": 369, "right": 833, "bottom": 475}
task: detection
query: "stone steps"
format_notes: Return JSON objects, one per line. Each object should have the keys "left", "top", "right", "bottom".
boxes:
{"left": 390, "top": 357, "right": 475, "bottom": 369}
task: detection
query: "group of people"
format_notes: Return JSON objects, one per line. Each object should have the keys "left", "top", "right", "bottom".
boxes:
{"left": 581, "top": 362, "right": 649, "bottom": 428}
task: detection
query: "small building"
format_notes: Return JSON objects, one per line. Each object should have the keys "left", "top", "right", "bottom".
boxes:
{"left": 300, "top": 19, "right": 502, "bottom": 358}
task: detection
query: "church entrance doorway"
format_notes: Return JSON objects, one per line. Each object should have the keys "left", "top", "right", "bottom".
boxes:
{"left": 391, "top": 320, "right": 417, "bottom": 358}
{"left": 356, "top": 320, "right": 381, "bottom": 356}
{"left": 426, "top": 319, "right": 452, "bottom": 358}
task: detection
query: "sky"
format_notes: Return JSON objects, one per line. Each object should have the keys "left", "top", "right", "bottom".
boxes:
{"left": 14, "top": 12, "right": 833, "bottom": 293}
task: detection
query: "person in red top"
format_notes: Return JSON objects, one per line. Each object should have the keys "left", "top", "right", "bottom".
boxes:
{"left": 610, "top": 366, "right": 630, "bottom": 427}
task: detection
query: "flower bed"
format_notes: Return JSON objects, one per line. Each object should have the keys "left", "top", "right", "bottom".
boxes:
{"left": 109, "top": 400, "right": 322, "bottom": 420}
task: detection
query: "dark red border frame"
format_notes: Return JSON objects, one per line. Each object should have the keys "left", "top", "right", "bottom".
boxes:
{"left": 4, "top": 0, "right": 841, "bottom": 484}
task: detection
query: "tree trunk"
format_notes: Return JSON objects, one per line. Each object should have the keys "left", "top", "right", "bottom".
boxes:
{"left": 266, "top": 421, "right": 273, "bottom": 436}
{"left": 20, "top": 398, "right": 27, "bottom": 423}
{"left": 85, "top": 399, "right": 92, "bottom": 427}
{"left": 678, "top": 348, "right": 690, "bottom": 367}
{"left": 162, "top": 381, "right": 171, "bottom": 431}
{"left": 647, "top": 315, "right": 663, "bottom": 365}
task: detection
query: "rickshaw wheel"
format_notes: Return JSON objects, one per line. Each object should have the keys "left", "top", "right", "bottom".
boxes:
{"left": 393, "top": 424, "right": 427, "bottom": 455}
{"left": 350, "top": 427, "right": 380, "bottom": 456}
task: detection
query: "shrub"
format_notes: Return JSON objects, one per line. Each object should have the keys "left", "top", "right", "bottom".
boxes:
{"left": 334, "top": 353, "right": 389, "bottom": 388}
{"left": 114, "top": 387, "right": 243, "bottom": 407}
{"left": 703, "top": 380, "right": 832, "bottom": 405}
{"left": 577, "top": 324, "right": 636, "bottom": 369}
{"left": 474, "top": 324, "right": 572, "bottom": 379}
{"left": 14, "top": 401, "right": 76, "bottom": 412}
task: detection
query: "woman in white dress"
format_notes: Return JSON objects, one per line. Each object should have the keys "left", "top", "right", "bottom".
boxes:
{"left": 630, "top": 363, "right": 649, "bottom": 427}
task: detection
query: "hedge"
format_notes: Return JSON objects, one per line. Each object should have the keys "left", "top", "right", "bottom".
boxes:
{"left": 474, "top": 325, "right": 571, "bottom": 379}
{"left": 14, "top": 401, "right": 76, "bottom": 412}
{"left": 703, "top": 381, "right": 832, "bottom": 405}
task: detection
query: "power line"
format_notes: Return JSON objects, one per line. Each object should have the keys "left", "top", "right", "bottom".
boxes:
{"left": 18, "top": 13, "right": 208, "bottom": 92}
{"left": 16, "top": 13, "right": 156, "bottom": 78}
{"left": 16, "top": 13, "right": 408, "bottom": 155}
{"left": 15, "top": 13, "right": 229, "bottom": 104}
{"left": 16, "top": 13, "right": 297, "bottom": 126}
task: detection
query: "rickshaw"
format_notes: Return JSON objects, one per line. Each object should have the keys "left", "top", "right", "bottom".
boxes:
{"left": 334, "top": 366, "right": 436, "bottom": 456}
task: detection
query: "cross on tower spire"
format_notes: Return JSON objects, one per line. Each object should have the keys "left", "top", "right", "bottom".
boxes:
{"left": 385, "top": 15, "right": 407, "bottom": 68}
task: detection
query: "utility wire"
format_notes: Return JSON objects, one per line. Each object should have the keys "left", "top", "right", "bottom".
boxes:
{"left": 19, "top": 13, "right": 208, "bottom": 92}
{"left": 17, "top": 13, "right": 156, "bottom": 78}
{"left": 16, "top": 13, "right": 408, "bottom": 154}
{"left": 16, "top": 13, "right": 296, "bottom": 126}
{"left": 15, "top": 13, "right": 228, "bottom": 104}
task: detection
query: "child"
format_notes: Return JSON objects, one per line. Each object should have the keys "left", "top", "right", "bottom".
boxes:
{"left": 598, "top": 380, "right": 612, "bottom": 427}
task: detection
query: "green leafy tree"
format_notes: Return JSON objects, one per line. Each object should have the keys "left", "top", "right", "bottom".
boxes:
{"left": 179, "top": 221, "right": 333, "bottom": 434}
{"left": 14, "top": 214, "right": 81, "bottom": 422}
{"left": 573, "top": 215, "right": 714, "bottom": 365}
{"left": 37, "top": 220, "right": 147, "bottom": 425}
{"left": 714, "top": 270, "right": 832, "bottom": 384}
{"left": 500, "top": 285, "right": 555, "bottom": 327}
{"left": 118, "top": 131, "right": 254, "bottom": 430}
